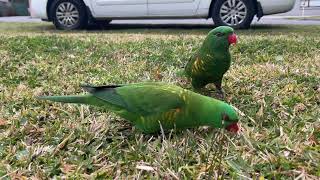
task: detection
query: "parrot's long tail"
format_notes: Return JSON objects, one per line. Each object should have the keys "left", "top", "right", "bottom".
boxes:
{"left": 37, "top": 94, "right": 97, "bottom": 106}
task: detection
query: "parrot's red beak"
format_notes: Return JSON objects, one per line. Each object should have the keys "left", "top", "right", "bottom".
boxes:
{"left": 228, "top": 34, "right": 237, "bottom": 45}
{"left": 226, "top": 123, "right": 240, "bottom": 133}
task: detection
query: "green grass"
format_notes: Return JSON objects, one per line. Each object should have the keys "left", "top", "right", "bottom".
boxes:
{"left": 0, "top": 22, "right": 319, "bottom": 179}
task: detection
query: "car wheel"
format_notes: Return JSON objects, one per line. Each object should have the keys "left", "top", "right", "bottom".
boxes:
{"left": 212, "top": 0, "right": 255, "bottom": 29}
{"left": 50, "top": 0, "right": 88, "bottom": 30}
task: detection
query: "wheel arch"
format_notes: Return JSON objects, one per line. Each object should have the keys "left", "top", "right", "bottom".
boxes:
{"left": 252, "top": 0, "right": 264, "bottom": 18}
{"left": 46, "top": 0, "right": 91, "bottom": 21}
{"left": 208, "top": 0, "right": 217, "bottom": 18}
{"left": 208, "top": 0, "right": 262, "bottom": 19}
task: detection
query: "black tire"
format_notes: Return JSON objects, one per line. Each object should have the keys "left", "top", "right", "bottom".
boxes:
{"left": 212, "top": 0, "right": 255, "bottom": 29}
{"left": 50, "top": 0, "right": 88, "bottom": 30}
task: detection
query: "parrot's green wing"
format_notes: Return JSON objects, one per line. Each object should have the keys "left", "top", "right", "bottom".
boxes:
{"left": 82, "top": 83, "right": 185, "bottom": 116}
{"left": 185, "top": 53, "right": 200, "bottom": 77}
{"left": 81, "top": 85, "right": 127, "bottom": 108}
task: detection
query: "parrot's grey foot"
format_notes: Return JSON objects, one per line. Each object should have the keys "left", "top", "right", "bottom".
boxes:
{"left": 213, "top": 82, "right": 225, "bottom": 100}
{"left": 216, "top": 90, "right": 225, "bottom": 100}
{"left": 212, "top": 89, "right": 225, "bottom": 100}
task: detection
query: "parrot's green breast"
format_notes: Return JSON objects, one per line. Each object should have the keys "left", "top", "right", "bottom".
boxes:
{"left": 185, "top": 26, "right": 234, "bottom": 89}
{"left": 186, "top": 51, "right": 231, "bottom": 88}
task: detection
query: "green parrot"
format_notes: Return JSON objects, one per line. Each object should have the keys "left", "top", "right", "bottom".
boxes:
{"left": 185, "top": 26, "right": 237, "bottom": 97}
{"left": 38, "top": 82, "right": 239, "bottom": 134}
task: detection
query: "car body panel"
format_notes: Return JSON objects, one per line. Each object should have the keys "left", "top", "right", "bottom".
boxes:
{"left": 258, "top": 0, "right": 296, "bottom": 15}
{"left": 147, "top": 0, "right": 200, "bottom": 16}
{"left": 196, "top": 0, "right": 211, "bottom": 16}
{"left": 29, "top": 0, "right": 92, "bottom": 19}
{"left": 90, "top": 0, "right": 147, "bottom": 17}
{"left": 29, "top": 0, "right": 48, "bottom": 19}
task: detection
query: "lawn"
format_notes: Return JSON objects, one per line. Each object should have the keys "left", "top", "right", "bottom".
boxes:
{"left": 0, "top": 22, "right": 319, "bottom": 179}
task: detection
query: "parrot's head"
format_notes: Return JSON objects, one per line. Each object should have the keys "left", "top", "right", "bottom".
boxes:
{"left": 203, "top": 99, "right": 240, "bottom": 133}
{"left": 214, "top": 101, "right": 240, "bottom": 133}
{"left": 221, "top": 105, "right": 240, "bottom": 133}
{"left": 206, "top": 26, "right": 237, "bottom": 50}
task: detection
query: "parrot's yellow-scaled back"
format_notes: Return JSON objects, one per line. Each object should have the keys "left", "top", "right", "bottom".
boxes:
{"left": 38, "top": 82, "right": 239, "bottom": 133}
{"left": 185, "top": 26, "right": 237, "bottom": 96}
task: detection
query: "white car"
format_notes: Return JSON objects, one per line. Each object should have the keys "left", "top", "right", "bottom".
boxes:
{"left": 29, "top": 0, "right": 296, "bottom": 30}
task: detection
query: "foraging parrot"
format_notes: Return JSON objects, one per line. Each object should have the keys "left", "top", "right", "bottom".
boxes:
{"left": 38, "top": 82, "right": 239, "bottom": 134}
{"left": 185, "top": 26, "right": 237, "bottom": 97}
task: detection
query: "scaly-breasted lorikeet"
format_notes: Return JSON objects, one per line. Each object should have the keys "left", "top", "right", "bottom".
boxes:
{"left": 185, "top": 26, "right": 237, "bottom": 97}
{"left": 38, "top": 82, "right": 239, "bottom": 133}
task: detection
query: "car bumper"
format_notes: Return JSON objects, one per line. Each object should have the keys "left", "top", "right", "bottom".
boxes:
{"left": 258, "top": 0, "right": 296, "bottom": 15}
{"left": 29, "top": 0, "right": 48, "bottom": 19}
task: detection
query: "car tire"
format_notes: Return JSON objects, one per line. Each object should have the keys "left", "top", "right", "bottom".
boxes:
{"left": 212, "top": 0, "right": 255, "bottom": 29}
{"left": 50, "top": 0, "right": 88, "bottom": 30}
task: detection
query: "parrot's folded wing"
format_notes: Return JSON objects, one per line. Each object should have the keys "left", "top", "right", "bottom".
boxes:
{"left": 81, "top": 84, "right": 127, "bottom": 108}
{"left": 82, "top": 84, "right": 186, "bottom": 116}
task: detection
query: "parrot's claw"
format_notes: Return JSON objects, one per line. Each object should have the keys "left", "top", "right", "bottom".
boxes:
{"left": 215, "top": 89, "right": 225, "bottom": 101}
{"left": 216, "top": 92, "right": 225, "bottom": 100}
